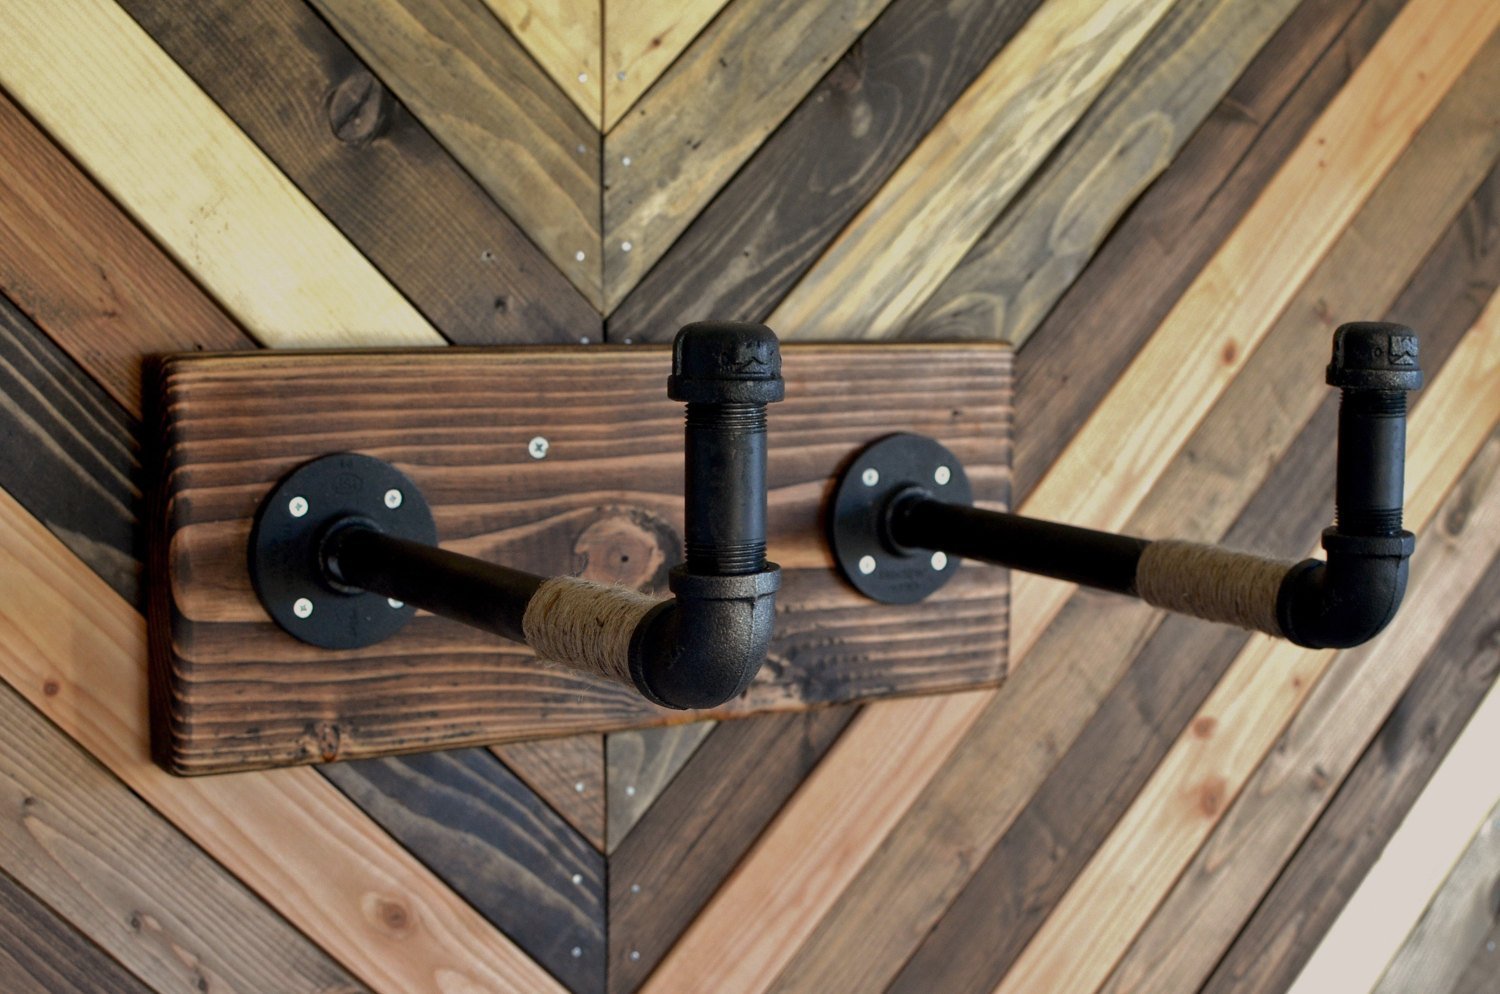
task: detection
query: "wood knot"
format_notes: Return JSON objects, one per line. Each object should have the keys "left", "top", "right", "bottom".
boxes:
{"left": 41, "top": 678, "right": 60, "bottom": 697}
{"left": 574, "top": 509, "right": 678, "bottom": 591}
{"left": 327, "top": 70, "right": 393, "bottom": 146}
{"left": 1196, "top": 776, "right": 1228, "bottom": 818}
{"left": 1191, "top": 716, "right": 1217, "bottom": 739}
{"left": 313, "top": 721, "right": 342, "bottom": 762}
{"left": 366, "top": 895, "right": 415, "bottom": 936}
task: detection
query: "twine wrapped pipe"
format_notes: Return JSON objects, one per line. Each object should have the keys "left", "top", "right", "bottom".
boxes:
{"left": 1134, "top": 540, "right": 1296, "bottom": 638}
{"left": 521, "top": 576, "right": 666, "bottom": 686}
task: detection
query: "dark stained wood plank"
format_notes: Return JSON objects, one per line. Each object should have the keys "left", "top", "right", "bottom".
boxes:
{"left": 1452, "top": 918, "right": 1500, "bottom": 994}
{"left": 605, "top": 0, "right": 1042, "bottom": 338}
{"left": 1375, "top": 800, "right": 1500, "bottom": 994}
{"left": 0, "top": 869, "right": 153, "bottom": 994}
{"left": 1202, "top": 544, "right": 1500, "bottom": 994}
{"left": 493, "top": 735, "right": 606, "bottom": 852}
{"left": 1006, "top": 0, "right": 1407, "bottom": 500}
{"left": 762, "top": 21, "right": 1486, "bottom": 989}
{"left": 607, "top": 707, "right": 854, "bottom": 994}
{"left": 310, "top": 0, "right": 603, "bottom": 307}
{"left": 602, "top": 0, "right": 896, "bottom": 311}
{"left": 904, "top": 0, "right": 1304, "bottom": 346}
{"left": 0, "top": 680, "right": 365, "bottom": 993}
{"left": 606, "top": 721, "right": 715, "bottom": 852}
{"left": 118, "top": 0, "right": 599, "bottom": 346}
{"left": 152, "top": 345, "right": 1011, "bottom": 773}
{"left": 0, "top": 294, "right": 141, "bottom": 607}
{"left": 0, "top": 91, "right": 248, "bottom": 415}
{"left": 323, "top": 749, "right": 604, "bottom": 994}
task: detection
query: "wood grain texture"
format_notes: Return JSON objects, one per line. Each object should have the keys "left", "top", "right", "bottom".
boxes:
{"left": 312, "top": 0, "right": 603, "bottom": 307}
{"left": 494, "top": 736, "right": 607, "bottom": 852}
{"left": 989, "top": 287, "right": 1500, "bottom": 994}
{"left": 154, "top": 345, "right": 1011, "bottom": 773}
{"left": 120, "top": 0, "right": 600, "bottom": 346}
{"left": 904, "top": 0, "right": 1302, "bottom": 346}
{"left": 606, "top": 0, "right": 1046, "bottom": 343}
{"left": 1005, "top": 0, "right": 1406, "bottom": 498}
{"left": 0, "top": 482, "right": 568, "bottom": 994}
{"left": 607, "top": 707, "right": 853, "bottom": 994}
{"left": 603, "top": 0, "right": 731, "bottom": 131}
{"left": 0, "top": 681, "right": 363, "bottom": 994}
{"left": 324, "top": 749, "right": 605, "bottom": 994}
{"left": 772, "top": 131, "right": 1489, "bottom": 990}
{"left": 1286, "top": 670, "right": 1500, "bottom": 994}
{"left": 697, "top": 5, "right": 1441, "bottom": 986}
{"left": 0, "top": 295, "right": 142, "bottom": 607}
{"left": 1203, "top": 546, "right": 1500, "bottom": 994}
{"left": 1375, "top": 799, "right": 1500, "bottom": 994}
{"left": 485, "top": 0, "right": 602, "bottom": 127}
{"left": 767, "top": 0, "right": 1177, "bottom": 341}
{"left": 0, "top": 92, "right": 248, "bottom": 415}
{"left": 602, "top": 0, "right": 894, "bottom": 310}
{"left": 1452, "top": 918, "right": 1500, "bottom": 994}
{"left": 0, "top": 869, "right": 154, "bottom": 994}
{"left": 0, "top": 0, "right": 443, "bottom": 349}
{"left": 607, "top": 722, "right": 714, "bottom": 852}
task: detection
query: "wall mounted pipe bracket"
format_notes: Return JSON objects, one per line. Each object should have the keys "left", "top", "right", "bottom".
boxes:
{"left": 830, "top": 323, "right": 1422, "bottom": 649}
{"left": 246, "top": 323, "right": 783, "bottom": 712}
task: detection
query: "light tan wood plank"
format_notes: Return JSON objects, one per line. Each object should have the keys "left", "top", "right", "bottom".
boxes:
{"left": 990, "top": 289, "right": 1500, "bottom": 994}
{"left": 492, "top": 735, "right": 606, "bottom": 851}
{"left": 1289, "top": 690, "right": 1500, "bottom": 994}
{"left": 313, "top": 0, "right": 603, "bottom": 307}
{"left": 603, "top": 0, "right": 731, "bottom": 130}
{"left": 1374, "top": 798, "right": 1500, "bottom": 994}
{"left": 768, "top": 0, "right": 1179, "bottom": 340}
{"left": 606, "top": 722, "right": 715, "bottom": 852}
{"left": 484, "top": 0, "right": 602, "bottom": 127}
{"left": 0, "top": 0, "right": 441, "bottom": 349}
{"left": 602, "top": 0, "right": 894, "bottom": 310}
{"left": 0, "top": 682, "right": 364, "bottom": 993}
{"left": 0, "top": 486, "right": 564, "bottom": 993}
{"left": 1100, "top": 425, "right": 1500, "bottom": 994}
{"left": 646, "top": 0, "right": 1486, "bottom": 978}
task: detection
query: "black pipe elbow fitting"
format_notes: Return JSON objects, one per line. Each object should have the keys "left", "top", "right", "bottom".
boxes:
{"left": 1275, "top": 322, "right": 1422, "bottom": 648}
{"left": 632, "top": 322, "right": 784, "bottom": 709}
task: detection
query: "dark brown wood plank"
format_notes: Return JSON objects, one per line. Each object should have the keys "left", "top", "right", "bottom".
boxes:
{"left": 1006, "top": 0, "right": 1406, "bottom": 500}
{"left": 493, "top": 735, "right": 606, "bottom": 852}
{"left": 0, "top": 293, "right": 142, "bottom": 607}
{"left": 605, "top": 0, "right": 1045, "bottom": 340}
{"left": 1202, "top": 546, "right": 1500, "bottom": 994}
{"left": 118, "top": 0, "right": 599, "bottom": 346}
{"left": 153, "top": 344, "right": 1011, "bottom": 773}
{"left": 607, "top": 706, "right": 854, "bottom": 994}
{"left": 0, "top": 91, "right": 249, "bottom": 415}
{"left": 0, "top": 869, "right": 153, "bottom": 994}
{"left": 323, "top": 749, "right": 604, "bottom": 994}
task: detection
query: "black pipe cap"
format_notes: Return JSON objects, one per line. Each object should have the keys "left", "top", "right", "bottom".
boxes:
{"left": 668, "top": 322, "right": 785, "bottom": 405}
{"left": 1327, "top": 322, "right": 1423, "bottom": 392}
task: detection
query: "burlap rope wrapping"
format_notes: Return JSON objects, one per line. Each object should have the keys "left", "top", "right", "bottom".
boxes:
{"left": 1134, "top": 540, "right": 1294, "bottom": 637}
{"left": 521, "top": 576, "right": 665, "bottom": 686}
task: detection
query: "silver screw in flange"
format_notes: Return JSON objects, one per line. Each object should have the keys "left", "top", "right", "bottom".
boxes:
{"left": 387, "top": 598, "right": 404, "bottom": 609}
{"left": 861, "top": 468, "right": 880, "bottom": 487}
{"left": 383, "top": 488, "right": 403, "bottom": 509}
{"left": 288, "top": 496, "right": 308, "bottom": 518}
{"left": 529, "top": 436, "right": 550, "bottom": 460}
{"left": 858, "top": 555, "right": 877, "bottom": 575}
{"left": 931, "top": 551, "right": 949, "bottom": 571}
{"left": 293, "top": 597, "right": 313, "bottom": 619}
{"left": 934, "top": 465, "right": 952, "bottom": 486}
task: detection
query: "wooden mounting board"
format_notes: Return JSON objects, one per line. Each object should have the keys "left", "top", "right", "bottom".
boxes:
{"left": 151, "top": 344, "right": 1011, "bottom": 774}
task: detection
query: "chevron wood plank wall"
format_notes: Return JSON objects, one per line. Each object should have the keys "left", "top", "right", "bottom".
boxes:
{"left": 0, "top": 0, "right": 1497, "bottom": 992}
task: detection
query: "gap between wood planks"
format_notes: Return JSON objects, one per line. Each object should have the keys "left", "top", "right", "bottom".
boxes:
{"left": 625, "top": 0, "right": 1492, "bottom": 988}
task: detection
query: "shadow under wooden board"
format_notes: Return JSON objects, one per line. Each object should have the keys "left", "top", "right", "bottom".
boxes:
{"left": 151, "top": 344, "right": 1012, "bottom": 774}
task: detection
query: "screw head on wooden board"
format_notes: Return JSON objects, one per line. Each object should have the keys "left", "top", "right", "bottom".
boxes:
{"left": 528, "top": 436, "right": 550, "bottom": 459}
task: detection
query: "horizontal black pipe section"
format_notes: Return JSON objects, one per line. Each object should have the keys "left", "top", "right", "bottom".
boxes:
{"left": 325, "top": 525, "right": 545, "bottom": 644}
{"left": 891, "top": 494, "right": 1150, "bottom": 596}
